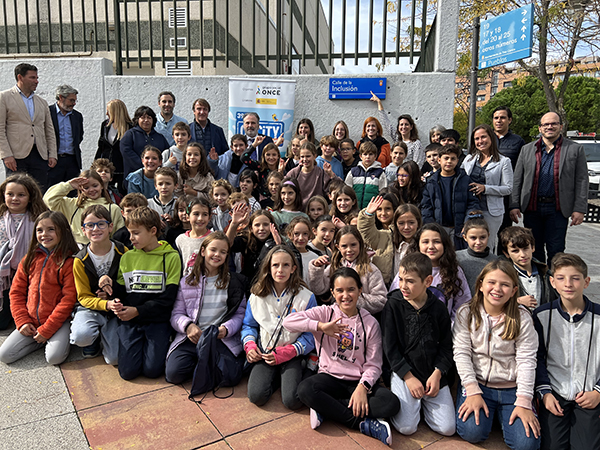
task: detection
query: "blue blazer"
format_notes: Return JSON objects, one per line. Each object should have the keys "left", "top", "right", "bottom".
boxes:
{"left": 189, "top": 120, "right": 228, "bottom": 155}
{"left": 49, "top": 104, "right": 84, "bottom": 170}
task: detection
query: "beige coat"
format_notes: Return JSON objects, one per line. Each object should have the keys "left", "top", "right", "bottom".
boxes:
{"left": 0, "top": 86, "right": 56, "bottom": 160}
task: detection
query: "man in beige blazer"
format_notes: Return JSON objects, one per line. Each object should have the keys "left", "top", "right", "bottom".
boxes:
{"left": 0, "top": 63, "right": 57, "bottom": 191}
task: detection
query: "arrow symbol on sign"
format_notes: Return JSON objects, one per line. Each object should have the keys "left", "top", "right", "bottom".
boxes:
{"left": 521, "top": 34, "right": 526, "bottom": 40}
{"left": 521, "top": 25, "right": 527, "bottom": 32}
{"left": 522, "top": 9, "right": 527, "bottom": 15}
{"left": 522, "top": 17, "right": 527, "bottom": 23}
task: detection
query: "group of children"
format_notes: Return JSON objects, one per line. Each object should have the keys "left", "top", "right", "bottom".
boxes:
{"left": 0, "top": 121, "right": 596, "bottom": 449}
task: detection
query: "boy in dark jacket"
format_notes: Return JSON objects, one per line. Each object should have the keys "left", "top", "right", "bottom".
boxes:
{"left": 500, "top": 226, "right": 557, "bottom": 310}
{"left": 382, "top": 252, "right": 455, "bottom": 437}
{"left": 421, "top": 144, "right": 479, "bottom": 249}
{"left": 111, "top": 207, "right": 181, "bottom": 380}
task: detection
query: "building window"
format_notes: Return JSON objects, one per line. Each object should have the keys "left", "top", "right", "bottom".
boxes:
{"left": 169, "top": 37, "right": 187, "bottom": 48}
{"left": 492, "top": 72, "right": 499, "bottom": 86}
{"left": 169, "top": 8, "right": 187, "bottom": 28}
{"left": 477, "top": 94, "right": 486, "bottom": 102}
{"left": 491, "top": 86, "right": 498, "bottom": 96}
{"left": 478, "top": 83, "right": 486, "bottom": 91}
{"left": 503, "top": 81, "right": 513, "bottom": 88}
{"left": 456, "top": 82, "right": 464, "bottom": 89}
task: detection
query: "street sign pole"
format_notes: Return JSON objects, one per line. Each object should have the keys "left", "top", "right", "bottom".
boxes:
{"left": 468, "top": 16, "right": 480, "bottom": 148}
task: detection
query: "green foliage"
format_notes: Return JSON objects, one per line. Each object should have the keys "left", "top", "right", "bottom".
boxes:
{"left": 479, "top": 75, "right": 600, "bottom": 142}
{"left": 453, "top": 109, "right": 484, "bottom": 148}
{"left": 480, "top": 76, "right": 548, "bottom": 142}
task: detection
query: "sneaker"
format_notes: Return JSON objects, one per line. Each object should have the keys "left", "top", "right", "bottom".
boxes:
{"left": 82, "top": 339, "right": 101, "bottom": 359}
{"left": 359, "top": 418, "right": 392, "bottom": 446}
{"left": 310, "top": 408, "right": 323, "bottom": 430}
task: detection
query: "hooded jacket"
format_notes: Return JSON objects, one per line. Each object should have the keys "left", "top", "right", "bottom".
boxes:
{"left": 345, "top": 161, "right": 388, "bottom": 209}
{"left": 73, "top": 240, "right": 128, "bottom": 312}
{"left": 453, "top": 303, "right": 538, "bottom": 409}
{"left": 43, "top": 182, "right": 125, "bottom": 245}
{"left": 283, "top": 303, "right": 382, "bottom": 389}
{"left": 169, "top": 272, "right": 247, "bottom": 358}
{"left": 10, "top": 247, "right": 76, "bottom": 339}
{"left": 382, "top": 288, "right": 453, "bottom": 387}
{"left": 114, "top": 240, "right": 182, "bottom": 324}
{"left": 307, "top": 259, "right": 387, "bottom": 315}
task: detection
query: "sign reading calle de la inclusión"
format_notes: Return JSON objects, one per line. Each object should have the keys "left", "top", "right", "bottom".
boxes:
{"left": 329, "top": 78, "right": 386, "bottom": 99}
{"left": 478, "top": 4, "right": 534, "bottom": 69}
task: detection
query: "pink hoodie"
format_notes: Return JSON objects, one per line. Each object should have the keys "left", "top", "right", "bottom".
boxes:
{"left": 283, "top": 303, "right": 382, "bottom": 389}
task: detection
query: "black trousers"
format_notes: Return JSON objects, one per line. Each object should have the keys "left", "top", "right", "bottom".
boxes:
{"left": 47, "top": 153, "right": 81, "bottom": 189}
{"left": 539, "top": 391, "right": 600, "bottom": 450}
{"left": 297, "top": 373, "right": 400, "bottom": 429}
{"left": 7, "top": 146, "right": 49, "bottom": 192}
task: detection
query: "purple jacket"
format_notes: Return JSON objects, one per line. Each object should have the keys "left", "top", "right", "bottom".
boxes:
{"left": 168, "top": 272, "right": 247, "bottom": 357}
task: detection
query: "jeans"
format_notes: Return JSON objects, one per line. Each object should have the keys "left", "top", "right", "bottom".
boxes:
{"left": 70, "top": 306, "right": 119, "bottom": 365}
{"left": 456, "top": 383, "right": 540, "bottom": 450}
{"left": 297, "top": 373, "right": 400, "bottom": 429}
{"left": 117, "top": 321, "right": 172, "bottom": 380}
{"left": 247, "top": 357, "right": 304, "bottom": 410}
{"left": 523, "top": 203, "right": 569, "bottom": 264}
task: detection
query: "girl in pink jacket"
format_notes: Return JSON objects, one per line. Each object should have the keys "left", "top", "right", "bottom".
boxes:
{"left": 453, "top": 259, "right": 540, "bottom": 450}
{"left": 284, "top": 267, "right": 400, "bottom": 446}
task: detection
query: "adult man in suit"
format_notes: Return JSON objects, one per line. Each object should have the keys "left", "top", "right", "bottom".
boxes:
{"left": 0, "top": 63, "right": 57, "bottom": 191}
{"left": 48, "top": 85, "right": 84, "bottom": 187}
{"left": 510, "top": 112, "right": 588, "bottom": 264}
{"left": 242, "top": 112, "right": 273, "bottom": 161}
{"left": 189, "top": 98, "right": 228, "bottom": 155}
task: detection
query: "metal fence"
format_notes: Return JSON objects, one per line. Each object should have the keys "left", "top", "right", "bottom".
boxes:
{"left": 0, "top": 0, "right": 436, "bottom": 74}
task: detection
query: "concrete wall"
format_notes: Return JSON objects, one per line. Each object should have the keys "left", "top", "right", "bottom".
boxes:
{"left": 0, "top": 57, "right": 455, "bottom": 175}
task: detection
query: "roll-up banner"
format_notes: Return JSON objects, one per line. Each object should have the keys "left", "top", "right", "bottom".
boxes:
{"left": 228, "top": 78, "right": 297, "bottom": 157}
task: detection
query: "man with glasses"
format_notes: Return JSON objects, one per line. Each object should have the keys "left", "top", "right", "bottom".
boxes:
{"left": 510, "top": 112, "right": 588, "bottom": 263}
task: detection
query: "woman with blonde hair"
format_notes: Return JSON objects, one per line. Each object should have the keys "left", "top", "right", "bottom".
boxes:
{"left": 96, "top": 99, "right": 133, "bottom": 194}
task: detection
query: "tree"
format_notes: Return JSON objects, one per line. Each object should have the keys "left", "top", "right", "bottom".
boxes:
{"left": 458, "top": 0, "right": 600, "bottom": 126}
{"left": 479, "top": 75, "right": 600, "bottom": 142}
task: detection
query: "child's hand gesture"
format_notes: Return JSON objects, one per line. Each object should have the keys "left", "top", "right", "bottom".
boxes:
{"left": 168, "top": 151, "right": 178, "bottom": 166}
{"left": 19, "top": 323, "right": 36, "bottom": 337}
{"left": 274, "top": 133, "right": 285, "bottom": 146}
{"left": 509, "top": 406, "right": 540, "bottom": 439}
{"left": 231, "top": 202, "right": 249, "bottom": 225}
{"left": 425, "top": 368, "right": 442, "bottom": 397}
{"left": 108, "top": 298, "right": 123, "bottom": 313}
{"left": 404, "top": 371, "right": 425, "bottom": 399}
{"left": 245, "top": 341, "right": 263, "bottom": 363}
{"left": 348, "top": 384, "right": 369, "bottom": 418}
{"left": 262, "top": 351, "right": 277, "bottom": 366}
{"left": 278, "top": 158, "right": 286, "bottom": 173}
{"left": 186, "top": 323, "right": 203, "bottom": 344}
{"left": 98, "top": 275, "right": 113, "bottom": 296}
{"left": 253, "top": 135, "right": 265, "bottom": 148}
{"left": 183, "top": 184, "right": 197, "bottom": 196}
{"left": 542, "top": 392, "right": 564, "bottom": 416}
{"left": 69, "top": 177, "right": 88, "bottom": 191}
{"left": 312, "top": 255, "right": 330, "bottom": 268}
{"left": 575, "top": 390, "right": 600, "bottom": 409}
{"left": 116, "top": 306, "right": 139, "bottom": 321}
{"left": 366, "top": 195, "right": 384, "bottom": 215}
{"left": 318, "top": 317, "right": 349, "bottom": 339}
{"left": 209, "top": 147, "right": 219, "bottom": 161}
{"left": 323, "top": 162, "right": 334, "bottom": 178}
{"left": 270, "top": 223, "right": 282, "bottom": 245}
{"left": 332, "top": 217, "right": 345, "bottom": 229}
{"left": 458, "top": 393, "right": 489, "bottom": 425}
{"left": 517, "top": 295, "right": 537, "bottom": 308}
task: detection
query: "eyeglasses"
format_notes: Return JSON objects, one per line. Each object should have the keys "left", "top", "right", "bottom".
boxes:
{"left": 540, "top": 122, "right": 560, "bottom": 128}
{"left": 82, "top": 221, "right": 110, "bottom": 231}
{"left": 397, "top": 173, "right": 409, "bottom": 178}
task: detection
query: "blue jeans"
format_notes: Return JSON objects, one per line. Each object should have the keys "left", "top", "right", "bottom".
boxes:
{"left": 117, "top": 321, "right": 172, "bottom": 380}
{"left": 456, "top": 384, "right": 540, "bottom": 450}
{"left": 523, "top": 203, "right": 569, "bottom": 264}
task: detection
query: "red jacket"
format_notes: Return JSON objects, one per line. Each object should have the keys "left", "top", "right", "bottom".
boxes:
{"left": 10, "top": 247, "right": 76, "bottom": 339}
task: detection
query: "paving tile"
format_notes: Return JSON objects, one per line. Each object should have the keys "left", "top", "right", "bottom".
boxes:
{"left": 341, "top": 421, "right": 442, "bottom": 450}
{"left": 79, "top": 385, "right": 221, "bottom": 450}
{"left": 226, "top": 413, "right": 363, "bottom": 450}
{"left": 201, "top": 441, "right": 232, "bottom": 450}
{"left": 61, "top": 356, "right": 171, "bottom": 410}
{"left": 426, "top": 428, "right": 509, "bottom": 449}
{"left": 0, "top": 364, "right": 74, "bottom": 429}
{"left": 0, "top": 342, "right": 53, "bottom": 374}
{"left": 0, "top": 412, "right": 89, "bottom": 450}
{"left": 194, "top": 377, "right": 294, "bottom": 437}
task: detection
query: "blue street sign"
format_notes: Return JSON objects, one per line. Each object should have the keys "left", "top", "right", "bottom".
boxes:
{"left": 329, "top": 78, "right": 386, "bottom": 99}
{"left": 479, "top": 5, "right": 533, "bottom": 69}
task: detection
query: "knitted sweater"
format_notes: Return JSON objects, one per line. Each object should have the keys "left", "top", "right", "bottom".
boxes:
{"left": 456, "top": 247, "right": 499, "bottom": 296}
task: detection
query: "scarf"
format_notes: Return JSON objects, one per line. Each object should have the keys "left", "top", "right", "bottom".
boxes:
{"left": 0, "top": 213, "right": 34, "bottom": 292}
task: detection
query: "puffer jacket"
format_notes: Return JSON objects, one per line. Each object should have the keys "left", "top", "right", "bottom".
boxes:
{"left": 345, "top": 161, "right": 388, "bottom": 209}
{"left": 168, "top": 272, "right": 247, "bottom": 357}
{"left": 452, "top": 303, "right": 538, "bottom": 409}
{"left": 10, "top": 247, "right": 76, "bottom": 339}
{"left": 307, "top": 259, "right": 387, "bottom": 315}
